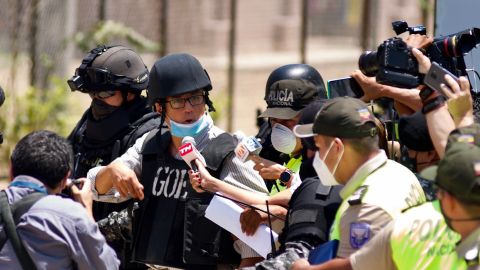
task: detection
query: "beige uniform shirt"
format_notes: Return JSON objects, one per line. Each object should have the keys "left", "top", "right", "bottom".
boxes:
{"left": 457, "top": 226, "right": 480, "bottom": 270}
{"left": 333, "top": 151, "right": 425, "bottom": 258}
{"left": 350, "top": 221, "right": 397, "bottom": 270}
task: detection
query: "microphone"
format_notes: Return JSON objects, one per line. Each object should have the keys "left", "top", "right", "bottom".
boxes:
{"left": 233, "top": 131, "right": 262, "bottom": 162}
{"left": 232, "top": 130, "right": 247, "bottom": 145}
{"left": 179, "top": 136, "right": 206, "bottom": 172}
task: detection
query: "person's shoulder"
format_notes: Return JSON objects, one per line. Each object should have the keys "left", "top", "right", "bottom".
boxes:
{"left": 28, "top": 195, "right": 91, "bottom": 223}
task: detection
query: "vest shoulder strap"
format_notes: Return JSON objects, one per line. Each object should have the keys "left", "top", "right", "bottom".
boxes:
{"left": 202, "top": 133, "right": 235, "bottom": 172}
{"left": 115, "top": 112, "right": 161, "bottom": 159}
{"left": 0, "top": 191, "right": 46, "bottom": 270}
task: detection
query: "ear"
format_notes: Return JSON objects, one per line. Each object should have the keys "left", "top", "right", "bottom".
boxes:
{"left": 333, "top": 137, "right": 344, "bottom": 155}
{"left": 443, "top": 191, "right": 457, "bottom": 214}
{"left": 155, "top": 103, "right": 162, "bottom": 114}
{"left": 61, "top": 171, "right": 71, "bottom": 189}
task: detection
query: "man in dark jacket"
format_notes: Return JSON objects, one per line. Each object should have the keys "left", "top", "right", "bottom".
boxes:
{"left": 67, "top": 45, "right": 160, "bottom": 270}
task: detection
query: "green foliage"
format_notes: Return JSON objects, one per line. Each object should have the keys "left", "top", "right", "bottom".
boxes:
{"left": 208, "top": 90, "right": 228, "bottom": 123}
{"left": 0, "top": 77, "right": 78, "bottom": 173}
{"left": 74, "top": 20, "right": 160, "bottom": 53}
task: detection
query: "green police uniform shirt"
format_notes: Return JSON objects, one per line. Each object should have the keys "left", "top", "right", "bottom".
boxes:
{"left": 330, "top": 150, "right": 425, "bottom": 258}
{"left": 350, "top": 201, "right": 467, "bottom": 270}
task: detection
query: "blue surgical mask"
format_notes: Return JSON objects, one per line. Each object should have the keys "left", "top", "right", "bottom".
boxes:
{"left": 167, "top": 112, "right": 212, "bottom": 138}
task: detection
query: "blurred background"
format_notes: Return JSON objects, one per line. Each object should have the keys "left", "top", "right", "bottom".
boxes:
{"left": 0, "top": 0, "right": 434, "bottom": 181}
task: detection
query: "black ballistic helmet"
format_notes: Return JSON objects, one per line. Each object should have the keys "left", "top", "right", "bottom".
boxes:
{"left": 148, "top": 53, "right": 213, "bottom": 106}
{"left": 69, "top": 45, "right": 149, "bottom": 94}
{"left": 265, "top": 64, "right": 327, "bottom": 99}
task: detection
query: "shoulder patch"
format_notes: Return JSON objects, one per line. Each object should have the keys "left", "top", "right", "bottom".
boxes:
{"left": 350, "top": 223, "right": 371, "bottom": 250}
{"left": 348, "top": 185, "right": 368, "bottom": 206}
{"left": 464, "top": 245, "right": 479, "bottom": 265}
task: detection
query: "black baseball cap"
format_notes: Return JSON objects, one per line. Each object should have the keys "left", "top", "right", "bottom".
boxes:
{"left": 398, "top": 110, "right": 435, "bottom": 152}
{"left": 259, "top": 79, "right": 318, "bottom": 119}
{"left": 421, "top": 142, "right": 480, "bottom": 204}
{"left": 297, "top": 99, "right": 329, "bottom": 150}
{"left": 293, "top": 97, "right": 377, "bottom": 139}
{"left": 446, "top": 123, "right": 480, "bottom": 150}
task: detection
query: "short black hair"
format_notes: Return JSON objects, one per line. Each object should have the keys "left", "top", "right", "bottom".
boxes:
{"left": 11, "top": 130, "right": 73, "bottom": 189}
{"left": 342, "top": 122, "right": 379, "bottom": 156}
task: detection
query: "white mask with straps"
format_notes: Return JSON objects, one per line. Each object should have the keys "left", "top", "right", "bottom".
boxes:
{"left": 313, "top": 140, "right": 344, "bottom": 186}
{"left": 271, "top": 123, "right": 297, "bottom": 154}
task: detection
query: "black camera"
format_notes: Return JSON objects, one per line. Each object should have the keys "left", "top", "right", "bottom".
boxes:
{"left": 359, "top": 37, "right": 420, "bottom": 88}
{"left": 359, "top": 20, "right": 480, "bottom": 88}
{"left": 62, "top": 179, "right": 84, "bottom": 198}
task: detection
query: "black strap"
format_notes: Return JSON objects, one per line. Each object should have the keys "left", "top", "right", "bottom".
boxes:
{"left": 0, "top": 191, "right": 45, "bottom": 270}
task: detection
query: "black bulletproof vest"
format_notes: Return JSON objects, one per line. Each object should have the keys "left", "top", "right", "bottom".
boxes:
{"left": 279, "top": 177, "right": 342, "bottom": 252}
{"left": 67, "top": 98, "right": 160, "bottom": 222}
{"left": 132, "top": 128, "right": 240, "bottom": 269}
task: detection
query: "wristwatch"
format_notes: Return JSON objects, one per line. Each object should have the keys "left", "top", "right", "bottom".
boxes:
{"left": 280, "top": 168, "right": 294, "bottom": 184}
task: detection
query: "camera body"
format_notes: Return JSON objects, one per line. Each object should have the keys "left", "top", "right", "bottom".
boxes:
{"left": 62, "top": 179, "right": 84, "bottom": 198}
{"left": 359, "top": 37, "right": 420, "bottom": 88}
{"left": 376, "top": 37, "right": 420, "bottom": 88}
{"left": 359, "top": 21, "right": 479, "bottom": 88}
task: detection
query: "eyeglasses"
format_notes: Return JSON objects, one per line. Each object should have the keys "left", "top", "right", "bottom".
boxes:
{"left": 88, "top": 91, "right": 116, "bottom": 99}
{"left": 165, "top": 95, "right": 205, "bottom": 109}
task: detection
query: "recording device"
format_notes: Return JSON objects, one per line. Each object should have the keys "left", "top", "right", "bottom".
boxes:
{"left": 424, "top": 62, "right": 461, "bottom": 97}
{"left": 327, "top": 77, "right": 363, "bottom": 98}
{"left": 359, "top": 37, "right": 420, "bottom": 88}
{"left": 232, "top": 131, "right": 263, "bottom": 162}
{"left": 359, "top": 20, "right": 480, "bottom": 88}
{"left": 392, "top": 20, "right": 426, "bottom": 36}
{"left": 62, "top": 179, "right": 84, "bottom": 198}
{"left": 179, "top": 136, "right": 206, "bottom": 172}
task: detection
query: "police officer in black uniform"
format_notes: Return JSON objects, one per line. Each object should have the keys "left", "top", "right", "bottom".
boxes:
{"left": 89, "top": 53, "right": 269, "bottom": 270}
{"left": 256, "top": 64, "right": 328, "bottom": 190}
{"left": 67, "top": 45, "right": 160, "bottom": 270}
{"left": 242, "top": 100, "right": 343, "bottom": 270}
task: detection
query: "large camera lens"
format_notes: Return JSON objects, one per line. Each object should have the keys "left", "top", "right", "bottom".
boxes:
{"left": 443, "top": 34, "right": 476, "bottom": 58}
{"left": 358, "top": 51, "right": 379, "bottom": 77}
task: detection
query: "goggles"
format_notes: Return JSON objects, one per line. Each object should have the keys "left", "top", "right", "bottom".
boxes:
{"left": 88, "top": 91, "right": 117, "bottom": 99}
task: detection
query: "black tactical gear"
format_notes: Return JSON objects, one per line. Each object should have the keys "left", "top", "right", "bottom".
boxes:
{"left": 148, "top": 53, "right": 213, "bottom": 106}
{"left": 265, "top": 64, "right": 328, "bottom": 99}
{"left": 244, "top": 177, "right": 342, "bottom": 270}
{"left": 131, "top": 128, "right": 240, "bottom": 269}
{"left": 69, "top": 45, "right": 149, "bottom": 94}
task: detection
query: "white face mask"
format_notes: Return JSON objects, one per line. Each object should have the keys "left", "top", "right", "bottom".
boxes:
{"left": 271, "top": 123, "right": 297, "bottom": 154}
{"left": 313, "top": 140, "right": 344, "bottom": 186}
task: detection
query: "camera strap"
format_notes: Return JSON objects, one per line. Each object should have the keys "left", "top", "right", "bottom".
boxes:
{"left": 0, "top": 191, "right": 46, "bottom": 270}
{"left": 9, "top": 181, "right": 47, "bottom": 195}
{"left": 422, "top": 96, "right": 446, "bottom": 115}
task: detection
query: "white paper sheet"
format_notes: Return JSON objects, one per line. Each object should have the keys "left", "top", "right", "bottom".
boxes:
{"left": 205, "top": 193, "right": 278, "bottom": 258}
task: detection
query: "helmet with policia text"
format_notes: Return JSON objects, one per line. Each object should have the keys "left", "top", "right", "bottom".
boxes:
{"left": 148, "top": 53, "right": 214, "bottom": 111}
{"left": 265, "top": 64, "right": 328, "bottom": 100}
{"left": 67, "top": 45, "right": 149, "bottom": 94}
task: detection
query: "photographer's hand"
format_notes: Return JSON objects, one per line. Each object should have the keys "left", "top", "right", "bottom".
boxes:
{"left": 70, "top": 178, "right": 95, "bottom": 221}
{"left": 352, "top": 70, "right": 422, "bottom": 111}
{"left": 405, "top": 34, "right": 433, "bottom": 51}
{"left": 351, "top": 70, "right": 385, "bottom": 102}
{"left": 412, "top": 48, "right": 431, "bottom": 74}
{"left": 442, "top": 75, "right": 474, "bottom": 128}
